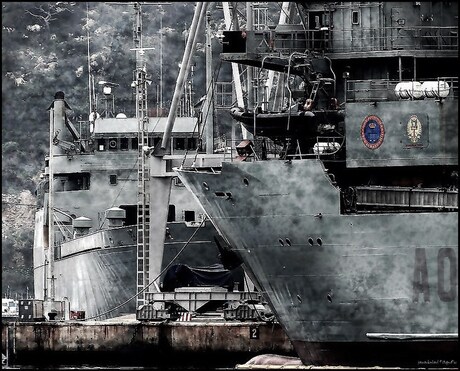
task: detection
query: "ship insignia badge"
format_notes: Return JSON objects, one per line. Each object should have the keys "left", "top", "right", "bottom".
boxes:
{"left": 361, "top": 115, "right": 385, "bottom": 149}
{"left": 407, "top": 115, "right": 422, "bottom": 143}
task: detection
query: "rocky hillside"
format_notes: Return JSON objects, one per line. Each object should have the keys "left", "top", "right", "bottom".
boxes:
{"left": 2, "top": 191, "right": 36, "bottom": 298}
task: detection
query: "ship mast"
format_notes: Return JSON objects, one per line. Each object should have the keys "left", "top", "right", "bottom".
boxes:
{"left": 160, "top": 2, "right": 208, "bottom": 151}
{"left": 204, "top": 10, "right": 214, "bottom": 153}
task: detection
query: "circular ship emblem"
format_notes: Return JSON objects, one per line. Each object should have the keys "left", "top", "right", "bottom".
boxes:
{"left": 360, "top": 115, "right": 385, "bottom": 149}
{"left": 407, "top": 115, "right": 422, "bottom": 143}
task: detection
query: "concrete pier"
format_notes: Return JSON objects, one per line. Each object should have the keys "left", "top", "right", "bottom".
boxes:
{"left": 2, "top": 316, "right": 295, "bottom": 368}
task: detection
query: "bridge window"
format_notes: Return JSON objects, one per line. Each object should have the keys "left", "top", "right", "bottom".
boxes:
{"left": 109, "top": 174, "right": 117, "bottom": 185}
{"left": 187, "top": 138, "right": 197, "bottom": 150}
{"left": 98, "top": 139, "right": 105, "bottom": 151}
{"left": 120, "top": 138, "right": 129, "bottom": 150}
{"left": 174, "top": 138, "right": 185, "bottom": 150}
{"left": 108, "top": 139, "right": 118, "bottom": 150}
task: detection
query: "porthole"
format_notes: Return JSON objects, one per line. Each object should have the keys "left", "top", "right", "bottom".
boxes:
{"left": 307, "top": 237, "right": 314, "bottom": 246}
{"left": 286, "top": 238, "right": 292, "bottom": 246}
{"left": 243, "top": 178, "right": 249, "bottom": 186}
{"left": 202, "top": 182, "right": 209, "bottom": 190}
{"left": 317, "top": 238, "right": 323, "bottom": 246}
{"left": 296, "top": 295, "right": 302, "bottom": 303}
{"left": 278, "top": 238, "right": 285, "bottom": 246}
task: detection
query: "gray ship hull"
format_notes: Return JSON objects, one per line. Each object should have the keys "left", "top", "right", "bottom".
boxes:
{"left": 176, "top": 159, "right": 458, "bottom": 366}
{"left": 34, "top": 219, "right": 224, "bottom": 320}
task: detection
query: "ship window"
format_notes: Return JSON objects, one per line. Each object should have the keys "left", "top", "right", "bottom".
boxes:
{"left": 286, "top": 238, "right": 292, "bottom": 246}
{"left": 243, "top": 178, "right": 249, "bottom": 186}
{"left": 109, "top": 174, "right": 117, "bottom": 185}
{"left": 168, "top": 205, "right": 176, "bottom": 222}
{"left": 174, "top": 138, "right": 185, "bottom": 150}
{"left": 278, "top": 238, "right": 285, "bottom": 246}
{"left": 352, "top": 10, "right": 359, "bottom": 25}
{"left": 109, "top": 139, "right": 118, "bottom": 150}
{"left": 317, "top": 238, "right": 323, "bottom": 246}
{"left": 307, "top": 237, "right": 314, "bottom": 246}
{"left": 187, "top": 138, "right": 197, "bottom": 150}
{"left": 154, "top": 137, "right": 161, "bottom": 147}
{"left": 98, "top": 139, "right": 105, "bottom": 151}
{"left": 314, "top": 15, "right": 320, "bottom": 29}
{"left": 120, "top": 138, "right": 129, "bottom": 150}
{"left": 184, "top": 210, "right": 195, "bottom": 222}
{"left": 131, "top": 139, "right": 138, "bottom": 150}
{"left": 54, "top": 173, "right": 90, "bottom": 191}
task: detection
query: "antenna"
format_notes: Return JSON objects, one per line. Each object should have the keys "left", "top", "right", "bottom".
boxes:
{"left": 108, "top": 1, "right": 171, "bottom": 115}
{"left": 86, "top": 3, "right": 94, "bottom": 118}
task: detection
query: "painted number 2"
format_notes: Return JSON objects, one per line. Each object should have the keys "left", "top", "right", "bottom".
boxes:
{"left": 250, "top": 326, "right": 259, "bottom": 339}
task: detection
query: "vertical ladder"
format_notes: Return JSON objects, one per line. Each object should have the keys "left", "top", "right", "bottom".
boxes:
{"left": 136, "top": 69, "right": 150, "bottom": 308}
{"left": 134, "top": 2, "right": 150, "bottom": 309}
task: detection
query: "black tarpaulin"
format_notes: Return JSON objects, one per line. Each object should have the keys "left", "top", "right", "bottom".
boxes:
{"left": 161, "top": 263, "right": 235, "bottom": 292}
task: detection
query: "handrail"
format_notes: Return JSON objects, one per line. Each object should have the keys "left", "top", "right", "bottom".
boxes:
{"left": 266, "top": 26, "right": 458, "bottom": 54}
{"left": 346, "top": 77, "right": 458, "bottom": 103}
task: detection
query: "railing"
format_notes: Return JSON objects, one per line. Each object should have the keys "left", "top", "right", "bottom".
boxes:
{"left": 254, "top": 26, "right": 458, "bottom": 55}
{"left": 217, "top": 136, "right": 344, "bottom": 163}
{"left": 325, "top": 26, "right": 458, "bottom": 53}
{"left": 345, "top": 77, "right": 458, "bottom": 103}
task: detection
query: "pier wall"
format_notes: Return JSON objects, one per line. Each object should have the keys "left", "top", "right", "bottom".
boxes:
{"left": 2, "top": 320, "right": 295, "bottom": 368}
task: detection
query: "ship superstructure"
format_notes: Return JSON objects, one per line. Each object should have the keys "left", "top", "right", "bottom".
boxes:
{"left": 175, "top": 1, "right": 458, "bottom": 367}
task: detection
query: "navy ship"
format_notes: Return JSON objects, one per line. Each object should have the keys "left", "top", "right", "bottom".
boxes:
{"left": 174, "top": 1, "right": 458, "bottom": 367}
{"left": 32, "top": 93, "right": 237, "bottom": 320}
{"left": 32, "top": 3, "right": 242, "bottom": 321}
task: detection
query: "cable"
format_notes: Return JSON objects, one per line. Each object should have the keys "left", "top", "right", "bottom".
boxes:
{"left": 82, "top": 216, "right": 207, "bottom": 321}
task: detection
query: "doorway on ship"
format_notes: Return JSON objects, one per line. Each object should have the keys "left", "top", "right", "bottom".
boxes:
{"left": 119, "top": 205, "right": 137, "bottom": 226}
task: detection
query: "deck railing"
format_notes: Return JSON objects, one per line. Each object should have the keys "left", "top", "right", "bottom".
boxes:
{"left": 345, "top": 76, "right": 458, "bottom": 103}
{"left": 253, "top": 26, "right": 458, "bottom": 55}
